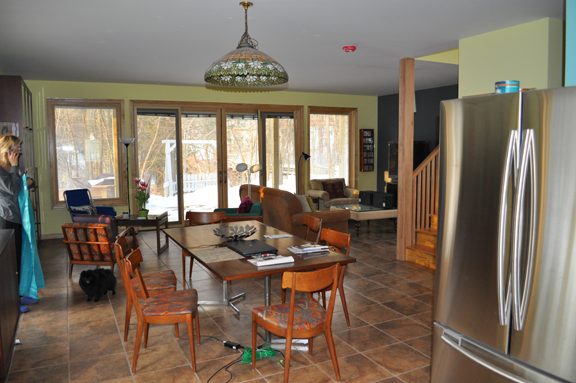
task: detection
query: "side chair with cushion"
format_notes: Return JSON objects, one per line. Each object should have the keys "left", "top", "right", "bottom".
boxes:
{"left": 182, "top": 210, "right": 226, "bottom": 284}
{"left": 64, "top": 188, "right": 117, "bottom": 220}
{"left": 62, "top": 223, "right": 116, "bottom": 277}
{"left": 114, "top": 234, "right": 178, "bottom": 343}
{"left": 306, "top": 178, "right": 359, "bottom": 211}
{"left": 280, "top": 214, "right": 323, "bottom": 303}
{"left": 122, "top": 248, "right": 200, "bottom": 373}
{"left": 252, "top": 264, "right": 342, "bottom": 383}
{"left": 303, "top": 214, "right": 322, "bottom": 244}
{"left": 318, "top": 228, "right": 352, "bottom": 327}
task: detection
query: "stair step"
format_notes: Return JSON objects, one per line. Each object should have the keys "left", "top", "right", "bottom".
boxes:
{"left": 416, "top": 227, "right": 437, "bottom": 248}
{"left": 406, "top": 244, "right": 436, "bottom": 270}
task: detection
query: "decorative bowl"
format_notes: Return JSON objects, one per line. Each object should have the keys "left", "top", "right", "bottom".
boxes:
{"left": 213, "top": 224, "right": 257, "bottom": 241}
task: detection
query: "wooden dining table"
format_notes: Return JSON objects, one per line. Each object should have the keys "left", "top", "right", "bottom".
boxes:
{"left": 163, "top": 221, "right": 356, "bottom": 314}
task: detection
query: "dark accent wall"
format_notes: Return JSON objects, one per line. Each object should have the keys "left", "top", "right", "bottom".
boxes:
{"left": 377, "top": 84, "right": 458, "bottom": 191}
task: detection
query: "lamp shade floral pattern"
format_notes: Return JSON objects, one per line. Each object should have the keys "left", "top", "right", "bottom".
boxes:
{"left": 134, "top": 178, "right": 150, "bottom": 211}
{"left": 204, "top": 45, "right": 288, "bottom": 87}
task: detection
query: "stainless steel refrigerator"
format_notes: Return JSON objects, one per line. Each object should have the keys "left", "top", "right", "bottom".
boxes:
{"left": 432, "top": 87, "right": 576, "bottom": 383}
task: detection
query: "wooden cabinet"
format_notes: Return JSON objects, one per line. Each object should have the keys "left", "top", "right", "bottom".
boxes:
{"left": 0, "top": 230, "right": 19, "bottom": 382}
{"left": 0, "top": 75, "right": 40, "bottom": 239}
{"left": 359, "top": 129, "right": 374, "bottom": 172}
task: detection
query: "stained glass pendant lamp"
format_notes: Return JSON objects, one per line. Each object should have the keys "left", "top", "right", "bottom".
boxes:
{"left": 204, "top": 1, "right": 289, "bottom": 91}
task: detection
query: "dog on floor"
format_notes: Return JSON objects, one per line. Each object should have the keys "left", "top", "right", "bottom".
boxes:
{"left": 79, "top": 269, "right": 117, "bottom": 302}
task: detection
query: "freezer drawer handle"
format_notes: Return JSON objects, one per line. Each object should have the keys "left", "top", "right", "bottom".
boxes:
{"left": 497, "top": 130, "right": 518, "bottom": 326}
{"left": 441, "top": 331, "right": 532, "bottom": 383}
{"left": 512, "top": 129, "right": 537, "bottom": 331}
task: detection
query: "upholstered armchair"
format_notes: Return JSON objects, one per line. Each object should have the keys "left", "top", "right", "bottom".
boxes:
{"left": 306, "top": 178, "right": 359, "bottom": 211}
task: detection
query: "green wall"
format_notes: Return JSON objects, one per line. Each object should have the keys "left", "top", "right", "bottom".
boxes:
{"left": 25, "top": 80, "right": 377, "bottom": 236}
{"left": 459, "top": 18, "right": 563, "bottom": 97}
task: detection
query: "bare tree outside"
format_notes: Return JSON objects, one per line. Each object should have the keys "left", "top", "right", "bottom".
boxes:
{"left": 309, "top": 113, "right": 349, "bottom": 184}
{"left": 54, "top": 106, "right": 119, "bottom": 201}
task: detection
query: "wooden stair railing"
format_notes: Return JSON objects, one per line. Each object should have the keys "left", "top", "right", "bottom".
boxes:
{"left": 405, "top": 146, "right": 439, "bottom": 269}
{"left": 411, "top": 146, "right": 439, "bottom": 244}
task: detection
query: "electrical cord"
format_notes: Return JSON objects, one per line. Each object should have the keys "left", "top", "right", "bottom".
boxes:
{"left": 207, "top": 354, "right": 243, "bottom": 383}
{"left": 201, "top": 335, "right": 226, "bottom": 343}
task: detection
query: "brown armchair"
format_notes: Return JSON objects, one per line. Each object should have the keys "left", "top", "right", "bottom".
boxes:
{"left": 306, "top": 178, "right": 359, "bottom": 211}
{"left": 239, "top": 184, "right": 350, "bottom": 240}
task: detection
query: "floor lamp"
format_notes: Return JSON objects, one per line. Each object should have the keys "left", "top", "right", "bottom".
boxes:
{"left": 297, "top": 152, "right": 311, "bottom": 194}
{"left": 119, "top": 137, "right": 135, "bottom": 216}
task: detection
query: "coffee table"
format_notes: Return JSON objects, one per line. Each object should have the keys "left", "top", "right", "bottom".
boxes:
{"left": 164, "top": 221, "right": 355, "bottom": 313}
{"left": 331, "top": 204, "right": 398, "bottom": 236}
{"left": 115, "top": 212, "right": 169, "bottom": 255}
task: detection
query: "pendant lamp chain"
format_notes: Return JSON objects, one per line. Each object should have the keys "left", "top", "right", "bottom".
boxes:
{"left": 238, "top": 1, "right": 258, "bottom": 49}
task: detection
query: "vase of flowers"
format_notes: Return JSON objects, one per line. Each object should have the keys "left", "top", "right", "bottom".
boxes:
{"left": 134, "top": 178, "right": 150, "bottom": 218}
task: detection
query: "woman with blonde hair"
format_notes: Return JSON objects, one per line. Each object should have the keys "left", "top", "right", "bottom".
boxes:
{"left": 0, "top": 134, "right": 40, "bottom": 312}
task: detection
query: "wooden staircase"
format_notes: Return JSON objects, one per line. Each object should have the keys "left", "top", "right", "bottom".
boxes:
{"left": 406, "top": 214, "right": 437, "bottom": 269}
{"left": 404, "top": 145, "right": 439, "bottom": 270}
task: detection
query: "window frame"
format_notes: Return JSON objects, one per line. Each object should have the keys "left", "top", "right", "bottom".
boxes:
{"left": 307, "top": 106, "right": 357, "bottom": 190}
{"left": 47, "top": 98, "right": 126, "bottom": 209}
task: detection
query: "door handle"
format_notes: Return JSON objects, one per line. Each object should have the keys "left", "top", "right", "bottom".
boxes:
{"left": 440, "top": 327, "right": 532, "bottom": 383}
{"left": 511, "top": 129, "right": 537, "bottom": 331}
{"left": 497, "top": 130, "right": 517, "bottom": 326}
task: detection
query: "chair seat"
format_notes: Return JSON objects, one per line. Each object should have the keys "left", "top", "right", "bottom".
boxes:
{"left": 142, "top": 289, "right": 198, "bottom": 316}
{"left": 253, "top": 297, "right": 325, "bottom": 331}
{"left": 131, "top": 270, "right": 177, "bottom": 292}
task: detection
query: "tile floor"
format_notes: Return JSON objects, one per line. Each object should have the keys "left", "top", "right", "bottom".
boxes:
{"left": 8, "top": 219, "right": 434, "bottom": 383}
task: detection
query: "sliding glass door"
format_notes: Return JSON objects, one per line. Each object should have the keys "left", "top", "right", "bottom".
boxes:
{"left": 226, "top": 113, "right": 260, "bottom": 208}
{"left": 136, "top": 109, "right": 179, "bottom": 221}
{"left": 133, "top": 102, "right": 303, "bottom": 223}
{"left": 181, "top": 112, "right": 219, "bottom": 212}
{"left": 264, "top": 112, "right": 295, "bottom": 193}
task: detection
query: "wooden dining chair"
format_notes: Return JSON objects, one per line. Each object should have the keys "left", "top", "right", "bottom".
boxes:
{"left": 319, "top": 228, "right": 352, "bottom": 327}
{"left": 113, "top": 233, "right": 178, "bottom": 342}
{"left": 182, "top": 210, "right": 227, "bottom": 284}
{"left": 303, "top": 214, "right": 322, "bottom": 244}
{"left": 252, "top": 264, "right": 342, "bottom": 383}
{"left": 123, "top": 248, "right": 200, "bottom": 373}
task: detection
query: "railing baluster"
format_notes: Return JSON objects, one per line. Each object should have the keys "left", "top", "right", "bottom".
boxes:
{"left": 411, "top": 146, "right": 439, "bottom": 244}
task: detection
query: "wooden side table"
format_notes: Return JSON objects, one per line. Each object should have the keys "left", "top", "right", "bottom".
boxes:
{"left": 115, "top": 212, "right": 169, "bottom": 255}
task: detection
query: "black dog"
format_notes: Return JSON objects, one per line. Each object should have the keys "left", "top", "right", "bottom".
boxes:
{"left": 79, "top": 269, "right": 117, "bottom": 302}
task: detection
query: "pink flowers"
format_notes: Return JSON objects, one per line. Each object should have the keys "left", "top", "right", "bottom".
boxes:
{"left": 134, "top": 178, "right": 150, "bottom": 210}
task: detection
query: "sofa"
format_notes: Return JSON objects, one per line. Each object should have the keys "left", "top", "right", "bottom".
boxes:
{"left": 306, "top": 178, "right": 360, "bottom": 211}
{"left": 239, "top": 184, "right": 350, "bottom": 239}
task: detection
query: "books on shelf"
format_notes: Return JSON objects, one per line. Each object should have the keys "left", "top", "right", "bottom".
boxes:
{"left": 247, "top": 255, "right": 294, "bottom": 267}
{"left": 287, "top": 244, "right": 330, "bottom": 254}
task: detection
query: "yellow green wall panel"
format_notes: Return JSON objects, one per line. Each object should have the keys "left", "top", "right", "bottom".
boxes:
{"left": 25, "top": 80, "right": 378, "bottom": 236}
{"left": 459, "top": 18, "right": 563, "bottom": 98}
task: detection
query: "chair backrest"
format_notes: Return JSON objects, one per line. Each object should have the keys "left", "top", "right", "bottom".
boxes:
{"left": 113, "top": 227, "right": 139, "bottom": 285}
{"left": 62, "top": 223, "right": 114, "bottom": 262}
{"left": 72, "top": 214, "right": 118, "bottom": 240}
{"left": 320, "top": 228, "right": 351, "bottom": 256}
{"left": 64, "top": 189, "right": 97, "bottom": 218}
{"left": 303, "top": 214, "right": 322, "bottom": 244}
{"left": 282, "top": 264, "right": 341, "bottom": 326}
{"left": 186, "top": 210, "right": 226, "bottom": 226}
{"left": 122, "top": 248, "right": 148, "bottom": 314}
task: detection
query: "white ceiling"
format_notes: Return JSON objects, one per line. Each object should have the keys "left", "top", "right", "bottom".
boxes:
{"left": 0, "top": 0, "right": 565, "bottom": 96}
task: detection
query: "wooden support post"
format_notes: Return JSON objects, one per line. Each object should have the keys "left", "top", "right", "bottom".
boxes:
{"left": 396, "top": 58, "right": 415, "bottom": 261}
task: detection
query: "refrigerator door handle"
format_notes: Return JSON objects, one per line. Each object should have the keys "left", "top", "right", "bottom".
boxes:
{"left": 511, "top": 129, "right": 538, "bottom": 331}
{"left": 440, "top": 330, "right": 532, "bottom": 383}
{"left": 497, "top": 130, "right": 517, "bottom": 326}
